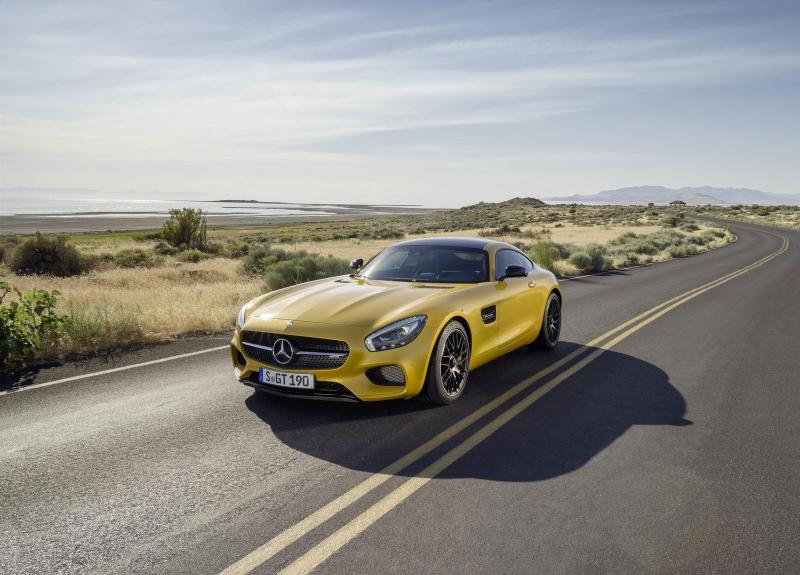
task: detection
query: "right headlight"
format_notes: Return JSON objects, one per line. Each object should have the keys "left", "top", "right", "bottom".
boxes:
{"left": 365, "top": 315, "right": 427, "bottom": 352}
{"left": 236, "top": 304, "right": 248, "bottom": 331}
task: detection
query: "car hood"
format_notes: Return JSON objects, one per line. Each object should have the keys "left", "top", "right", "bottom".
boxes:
{"left": 246, "top": 276, "right": 465, "bottom": 327}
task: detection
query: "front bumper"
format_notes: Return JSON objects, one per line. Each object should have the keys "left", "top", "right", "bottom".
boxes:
{"left": 230, "top": 319, "right": 435, "bottom": 402}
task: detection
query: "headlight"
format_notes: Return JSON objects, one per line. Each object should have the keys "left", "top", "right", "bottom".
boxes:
{"left": 365, "top": 315, "right": 427, "bottom": 352}
{"left": 237, "top": 304, "right": 248, "bottom": 330}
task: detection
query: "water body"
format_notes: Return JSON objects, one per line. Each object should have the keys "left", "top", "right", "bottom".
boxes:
{"left": 0, "top": 197, "right": 343, "bottom": 217}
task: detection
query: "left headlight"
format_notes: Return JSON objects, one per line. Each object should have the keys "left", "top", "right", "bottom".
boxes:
{"left": 365, "top": 315, "right": 427, "bottom": 352}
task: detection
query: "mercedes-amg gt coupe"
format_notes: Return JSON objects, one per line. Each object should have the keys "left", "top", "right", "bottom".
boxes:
{"left": 231, "top": 237, "right": 562, "bottom": 404}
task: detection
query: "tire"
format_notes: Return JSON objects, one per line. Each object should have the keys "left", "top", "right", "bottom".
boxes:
{"left": 532, "top": 292, "right": 561, "bottom": 350}
{"left": 424, "top": 320, "right": 470, "bottom": 405}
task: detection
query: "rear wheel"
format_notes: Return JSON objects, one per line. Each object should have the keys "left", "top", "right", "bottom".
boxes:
{"left": 532, "top": 292, "right": 561, "bottom": 350}
{"left": 424, "top": 320, "right": 470, "bottom": 405}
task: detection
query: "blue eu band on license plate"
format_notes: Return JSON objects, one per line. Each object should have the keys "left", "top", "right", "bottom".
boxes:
{"left": 259, "top": 368, "right": 315, "bottom": 389}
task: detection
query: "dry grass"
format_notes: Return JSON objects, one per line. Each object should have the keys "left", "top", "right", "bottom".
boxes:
{"left": 545, "top": 223, "right": 664, "bottom": 245}
{"left": 8, "top": 258, "right": 261, "bottom": 356}
{"left": 279, "top": 222, "right": 665, "bottom": 261}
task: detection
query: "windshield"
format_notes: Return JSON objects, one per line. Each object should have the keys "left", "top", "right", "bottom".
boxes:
{"left": 357, "top": 245, "right": 488, "bottom": 283}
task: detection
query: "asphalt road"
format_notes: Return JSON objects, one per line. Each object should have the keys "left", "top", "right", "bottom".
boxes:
{"left": 1, "top": 219, "right": 799, "bottom": 575}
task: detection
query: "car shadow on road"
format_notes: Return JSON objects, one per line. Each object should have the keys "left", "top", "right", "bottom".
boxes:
{"left": 245, "top": 342, "right": 691, "bottom": 482}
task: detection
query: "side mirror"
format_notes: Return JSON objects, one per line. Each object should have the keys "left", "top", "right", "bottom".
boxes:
{"left": 499, "top": 264, "right": 527, "bottom": 280}
{"left": 350, "top": 258, "right": 364, "bottom": 271}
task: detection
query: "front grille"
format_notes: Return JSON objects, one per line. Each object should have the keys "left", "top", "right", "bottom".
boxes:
{"left": 240, "top": 330, "right": 349, "bottom": 369}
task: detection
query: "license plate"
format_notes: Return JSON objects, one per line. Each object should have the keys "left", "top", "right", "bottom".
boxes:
{"left": 259, "top": 367, "right": 315, "bottom": 390}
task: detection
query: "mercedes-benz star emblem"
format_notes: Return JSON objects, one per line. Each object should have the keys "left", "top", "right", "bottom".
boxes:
{"left": 272, "top": 338, "right": 294, "bottom": 365}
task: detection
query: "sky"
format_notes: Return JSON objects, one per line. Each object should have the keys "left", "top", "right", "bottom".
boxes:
{"left": 1, "top": 0, "right": 799, "bottom": 207}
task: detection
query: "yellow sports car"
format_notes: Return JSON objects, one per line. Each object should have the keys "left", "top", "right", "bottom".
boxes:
{"left": 231, "top": 237, "right": 562, "bottom": 404}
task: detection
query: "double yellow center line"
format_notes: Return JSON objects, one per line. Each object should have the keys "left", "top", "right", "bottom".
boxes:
{"left": 221, "top": 232, "right": 788, "bottom": 575}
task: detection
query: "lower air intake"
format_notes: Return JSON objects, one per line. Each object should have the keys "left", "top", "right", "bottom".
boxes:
{"left": 366, "top": 365, "right": 406, "bottom": 386}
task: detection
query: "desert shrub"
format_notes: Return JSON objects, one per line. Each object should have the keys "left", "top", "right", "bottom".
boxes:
{"left": 133, "top": 231, "right": 162, "bottom": 242}
{"left": 756, "top": 206, "right": 770, "bottom": 216}
{"left": 161, "top": 208, "right": 207, "bottom": 248}
{"left": 114, "top": 249, "right": 157, "bottom": 268}
{"left": 647, "top": 230, "right": 686, "bottom": 250}
{"left": 679, "top": 222, "right": 699, "bottom": 231}
{"left": 178, "top": 249, "right": 211, "bottom": 263}
{"left": 203, "top": 241, "right": 225, "bottom": 255}
{"left": 479, "top": 224, "right": 521, "bottom": 237}
{"left": 568, "top": 245, "right": 608, "bottom": 273}
{"left": 527, "top": 242, "right": 558, "bottom": 273}
{"left": 586, "top": 245, "right": 609, "bottom": 271}
{"left": 241, "top": 243, "right": 350, "bottom": 288}
{"left": 625, "top": 253, "right": 640, "bottom": 266}
{"left": 568, "top": 251, "right": 593, "bottom": 272}
{"left": 1, "top": 282, "right": 69, "bottom": 368}
{"left": 663, "top": 212, "right": 685, "bottom": 227}
{"left": 225, "top": 240, "right": 250, "bottom": 258}
{"left": 154, "top": 241, "right": 180, "bottom": 256}
{"left": 10, "top": 233, "right": 91, "bottom": 277}
{"left": 0, "top": 244, "right": 5, "bottom": 264}
{"left": 632, "top": 241, "right": 659, "bottom": 255}
{"left": 263, "top": 254, "right": 352, "bottom": 291}
{"left": 242, "top": 245, "right": 279, "bottom": 275}
{"left": 551, "top": 242, "right": 573, "bottom": 259}
{"left": 368, "top": 226, "right": 405, "bottom": 240}
{"left": 667, "top": 244, "right": 698, "bottom": 258}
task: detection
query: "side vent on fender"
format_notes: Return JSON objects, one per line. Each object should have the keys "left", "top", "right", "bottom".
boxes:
{"left": 481, "top": 305, "right": 496, "bottom": 324}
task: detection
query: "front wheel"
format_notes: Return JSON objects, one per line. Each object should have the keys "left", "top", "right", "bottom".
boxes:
{"left": 424, "top": 320, "right": 470, "bottom": 405}
{"left": 532, "top": 292, "right": 561, "bottom": 350}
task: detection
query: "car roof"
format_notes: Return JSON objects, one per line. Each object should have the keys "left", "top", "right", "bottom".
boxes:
{"left": 394, "top": 236, "right": 518, "bottom": 251}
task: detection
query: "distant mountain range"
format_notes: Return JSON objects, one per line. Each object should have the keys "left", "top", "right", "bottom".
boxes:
{"left": 545, "top": 186, "right": 800, "bottom": 206}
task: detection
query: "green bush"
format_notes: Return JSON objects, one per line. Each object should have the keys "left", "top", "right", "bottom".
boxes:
{"left": 687, "top": 235, "right": 708, "bottom": 246}
{"left": 203, "top": 241, "right": 225, "bottom": 255}
{"left": 625, "top": 253, "right": 640, "bottom": 266}
{"left": 756, "top": 206, "right": 770, "bottom": 216}
{"left": 632, "top": 241, "right": 659, "bottom": 255}
{"left": 154, "top": 241, "right": 179, "bottom": 256}
{"left": 114, "top": 249, "right": 157, "bottom": 268}
{"left": 361, "top": 226, "right": 405, "bottom": 240}
{"left": 178, "top": 249, "right": 211, "bottom": 263}
{"left": 666, "top": 244, "right": 698, "bottom": 258}
{"left": 568, "top": 251, "right": 592, "bottom": 272}
{"left": 242, "top": 244, "right": 277, "bottom": 275}
{"left": 527, "top": 241, "right": 561, "bottom": 273}
{"left": 161, "top": 208, "right": 207, "bottom": 248}
{"left": 10, "top": 233, "right": 90, "bottom": 277}
{"left": 263, "top": 255, "right": 352, "bottom": 291}
{"left": 479, "top": 223, "right": 522, "bottom": 237}
{"left": 225, "top": 240, "right": 250, "bottom": 258}
{"left": 132, "top": 231, "right": 162, "bottom": 242}
{"left": 568, "top": 245, "right": 608, "bottom": 273}
{"left": 1, "top": 282, "right": 69, "bottom": 368}
{"left": 586, "top": 245, "right": 609, "bottom": 272}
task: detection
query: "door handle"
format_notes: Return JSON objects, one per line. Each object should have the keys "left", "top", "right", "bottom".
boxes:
{"left": 528, "top": 281, "right": 537, "bottom": 288}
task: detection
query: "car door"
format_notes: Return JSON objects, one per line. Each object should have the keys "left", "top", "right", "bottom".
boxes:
{"left": 494, "top": 249, "right": 546, "bottom": 349}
